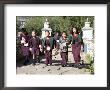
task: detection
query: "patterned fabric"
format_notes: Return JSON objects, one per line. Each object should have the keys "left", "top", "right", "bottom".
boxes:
{"left": 59, "top": 37, "right": 68, "bottom": 52}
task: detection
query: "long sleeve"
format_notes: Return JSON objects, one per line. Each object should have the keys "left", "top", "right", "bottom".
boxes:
{"left": 78, "top": 34, "right": 83, "bottom": 43}
{"left": 29, "top": 39, "right": 32, "bottom": 48}
{"left": 68, "top": 34, "right": 72, "bottom": 44}
{"left": 42, "top": 37, "right": 46, "bottom": 48}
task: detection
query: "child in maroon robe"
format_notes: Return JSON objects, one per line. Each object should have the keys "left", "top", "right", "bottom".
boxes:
{"left": 54, "top": 32, "right": 60, "bottom": 50}
{"left": 42, "top": 31, "right": 55, "bottom": 66}
{"left": 21, "top": 36, "right": 30, "bottom": 65}
{"left": 29, "top": 31, "right": 41, "bottom": 65}
{"left": 68, "top": 27, "right": 83, "bottom": 68}
{"left": 59, "top": 31, "right": 68, "bottom": 67}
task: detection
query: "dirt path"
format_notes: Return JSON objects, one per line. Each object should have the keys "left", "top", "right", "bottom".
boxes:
{"left": 16, "top": 48, "right": 90, "bottom": 75}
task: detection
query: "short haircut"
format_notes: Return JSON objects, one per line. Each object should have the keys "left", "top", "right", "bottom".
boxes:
{"left": 45, "top": 30, "right": 50, "bottom": 34}
{"left": 32, "top": 30, "right": 36, "bottom": 33}
{"left": 70, "top": 27, "right": 79, "bottom": 35}
{"left": 62, "top": 31, "right": 67, "bottom": 36}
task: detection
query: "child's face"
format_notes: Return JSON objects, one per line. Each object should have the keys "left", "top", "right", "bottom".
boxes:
{"left": 22, "top": 37, "right": 25, "bottom": 41}
{"left": 32, "top": 31, "right": 36, "bottom": 37}
{"left": 73, "top": 28, "right": 76, "bottom": 33}
{"left": 62, "top": 33, "right": 66, "bottom": 38}
{"left": 22, "top": 37, "right": 26, "bottom": 43}
{"left": 45, "top": 31, "right": 50, "bottom": 37}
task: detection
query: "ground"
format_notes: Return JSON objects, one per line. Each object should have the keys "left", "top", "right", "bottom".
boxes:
{"left": 16, "top": 47, "right": 91, "bottom": 75}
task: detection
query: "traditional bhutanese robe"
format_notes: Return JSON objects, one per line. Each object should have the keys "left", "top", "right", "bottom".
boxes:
{"left": 42, "top": 36, "right": 55, "bottom": 65}
{"left": 21, "top": 36, "right": 30, "bottom": 56}
{"left": 69, "top": 34, "right": 82, "bottom": 63}
{"left": 59, "top": 37, "right": 68, "bottom": 65}
{"left": 29, "top": 36, "right": 40, "bottom": 55}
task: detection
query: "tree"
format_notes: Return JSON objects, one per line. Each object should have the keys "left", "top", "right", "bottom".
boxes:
{"left": 19, "top": 16, "right": 94, "bottom": 36}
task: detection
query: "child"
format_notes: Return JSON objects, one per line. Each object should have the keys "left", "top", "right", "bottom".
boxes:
{"left": 59, "top": 31, "right": 68, "bottom": 67}
{"left": 68, "top": 27, "right": 83, "bottom": 68}
{"left": 54, "top": 32, "right": 60, "bottom": 50}
{"left": 29, "top": 31, "right": 41, "bottom": 65}
{"left": 42, "top": 30, "right": 55, "bottom": 66}
{"left": 21, "top": 36, "right": 30, "bottom": 65}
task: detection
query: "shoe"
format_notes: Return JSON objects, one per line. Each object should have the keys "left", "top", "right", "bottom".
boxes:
{"left": 62, "top": 65, "right": 65, "bottom": 67}
{"left": 23, "top": 60, "right": 28, "bottom": 66}
{"left": 32, "top": 59, "right": 36, "bottom": 66}
{"left": 32, "top": 62, "right": 36, "bottom": 66}
{"left": 50, "top": 63, "right": 52, "bottom": 66}
{"left": 74, "top": 63, "right": 78, "bottom": 68}
{"left": 72, "top": 64, "right": 74, "bottom": 67}
{"left": 37, "top": 59, "right": 40, "bottom": 63}
{"left": 78, "top": 63, "right": 82, "bottom": 69}
{"left": 64, "top": 64, "right": 67, "bottom": 67}
{"left": 46, "top": 64, "right": 48, "bottom": 66}
{"left": 23, "top": 62, "right": 27, "bottom": 66}
{"left": 80, "top": 60, "right": 84, "bottom": 65}
{"left": 62, "top": 65, "right": 67, "bottom": 67}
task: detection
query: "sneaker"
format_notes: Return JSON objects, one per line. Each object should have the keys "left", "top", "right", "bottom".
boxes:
{"left": 78, "top": 63, "right": 83, "bottom": 69}
{"left": 46, "top": 64, "right": 48, "bottom": 66}
{"left": 23, "top": 62, "right": 27, "bottom": 66}
{"left": 32, "top": 59, "right": 36, "bottom": 66}
{"left": 62, "top": 65, "right": 65, "bottom": 67}
{"left": 37, "top": 59, "right": 40, "bottom": 63}
{"left": 50, "top": 63, "right": 52, "bottom": 66}
{"left": 32, "top": 62, "right": 36, "bottom": 66}
{"left": 74, "top": 63, "right": 78, "bottom": 68}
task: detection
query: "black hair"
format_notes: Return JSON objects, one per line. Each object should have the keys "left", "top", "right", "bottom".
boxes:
{"left": 45, "top": 30, "right": 50, "bottom": 34}
{"left": 32, "top": 30, "right": 36, "bottom": 33}
{"left": 22, "top": 36, "right": 28, "bottom": 43}
{"left": 23, "top": 30, "right": 28, "bottom": 36}
{"left": 70, "top": 27, "right": 79, "bottom": 35}
{"left": 21, "top": 28, "right": 26, "bottom": 32}
{"left": 62, "top": 31, "right": 67, "bottom": 36}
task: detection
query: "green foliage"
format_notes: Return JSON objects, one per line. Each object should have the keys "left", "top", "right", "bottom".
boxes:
{"left": 85, "top": 54, "right": 94, "bottom": 74}
{"left": 24, "top": 16, "right": 45, "bottom": 35}
{"left": 16, "top": 16, "right": 94, "bottom": 36}
{"left": 89, "top": 63, "right": 94, "bottom": 74}
{"left": 85, "top": 54, "right": 93, "bottom": 64}
{"left": 16, "top": 17, "right": 20, "bottom": 33}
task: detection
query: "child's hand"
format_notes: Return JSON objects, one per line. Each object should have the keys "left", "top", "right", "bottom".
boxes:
{"left": 39, "top": 45, "right": 42, "bottom": 48}
{"left": 56, "top": 40, "right": 59, "bottom": 43}
{"left": 68, "top": 44, "right": 72, "bottom": 47}
{"left": 81, "top": 45, "right": 84, "bottom": 52}
{"left": 40, "top": 48, "right": 43, "bottom": 52}
{"left": 21, "top": 40, "right": 24, "bottom": 44}
{"left": 29, "top": 48, "right": 32, "bottom": 51}
{"left": 24, "top": 43, "right": 28, "bottom": 46}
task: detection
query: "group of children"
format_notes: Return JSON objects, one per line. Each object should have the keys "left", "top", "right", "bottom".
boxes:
{"left": 18, "top": 27, "right": 83, "bottom": 68}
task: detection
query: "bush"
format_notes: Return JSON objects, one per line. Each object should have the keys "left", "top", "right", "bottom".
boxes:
{"left": 85, "top": 54, "right": 94, "bottom": 74}
{"left": 16, "top": 16, "right": 94, "bottom": 35}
